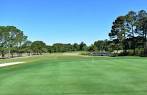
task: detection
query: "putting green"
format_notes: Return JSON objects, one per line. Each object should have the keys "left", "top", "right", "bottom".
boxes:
{"left": 0, "top": 54, "right": 147, "bottom": 95}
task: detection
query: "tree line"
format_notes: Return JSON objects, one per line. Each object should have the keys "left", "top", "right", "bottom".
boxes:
{"left": 47, "top": 42, "right": 87, "bottom": 53}
{"left": 1, "top": 10, "right": 147, "bottom": 58}
{"left": 0, "top": 26, "right": 89, "bottom": 58}
{"left": 0, "top": 26, "right": 108, "bottom": 58}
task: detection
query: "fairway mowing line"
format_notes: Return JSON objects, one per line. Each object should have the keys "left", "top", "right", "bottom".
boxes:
{"left": 0, "top": 62, "right": 25, "bottom": 67}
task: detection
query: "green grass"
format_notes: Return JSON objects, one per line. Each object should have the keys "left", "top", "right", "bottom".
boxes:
{"left": 0, "top": 54, "right": 147, "bottom": 95}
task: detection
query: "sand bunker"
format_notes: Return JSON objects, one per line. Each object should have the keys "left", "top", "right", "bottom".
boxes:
{"left": 0, "top": 62, "right": 25, "bottom": 67}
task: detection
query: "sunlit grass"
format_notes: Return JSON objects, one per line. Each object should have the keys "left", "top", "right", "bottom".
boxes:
{"left": 0, "top": 54, "right": 147, "bottom": 95}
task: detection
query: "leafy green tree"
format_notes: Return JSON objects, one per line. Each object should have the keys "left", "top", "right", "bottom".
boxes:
{"left": 31, "top": 41, "right": 47, "bottom": 55}
{"left": 22, "top": 40, "right": 32, "bottom": 56}
{"left": 0, "top": 26, "right": 27, "bottom": 58}
{"left": 0, "top": 26, "right": 8, "bottom": 58}
{"left": 79, "top": 42, "right": 87, "bottom": 51}
{"left": 51, "top": 43, "right": 74, "bottom": 52}
{"left": 88, "top": 44, "right": 97, "bottom": 52}
{"left": 73, "top": 43, "right": 80, "bottom": 51}
{"left": 47, "top": 46, "right": 54, "bottom": 53}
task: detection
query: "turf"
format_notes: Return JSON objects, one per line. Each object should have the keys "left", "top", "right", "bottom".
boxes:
{"left": 0, "top": 54, "right": 147, "bottom": 95}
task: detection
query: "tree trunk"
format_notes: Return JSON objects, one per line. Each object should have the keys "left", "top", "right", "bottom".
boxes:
{"left": 131, "top": 25, "right": 136, "bottom": 55}
{"left": 144, "top": 30, "right": 147, "bottom": 56}
{"left": 27, "top": 52, "right": 31, "bottom": 56}
{"left": 11, "top": 52, "right": 14, "bottom": 58}
{"left": 123, "top": 33, "right": 127, "bottom": 55}
{"left": 132, "top": 37, "right": 136, "bottom": 55}
{"left": 1, "top": 51, "right": 5, "bottom": 59}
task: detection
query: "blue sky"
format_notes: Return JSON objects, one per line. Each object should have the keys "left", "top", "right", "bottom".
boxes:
{"left": 0, "top": 0, "right": 146, "bottom": 45}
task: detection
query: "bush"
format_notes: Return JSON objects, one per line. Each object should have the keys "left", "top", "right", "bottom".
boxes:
{"left": 117, "top": 51, "right": 136, "bottom": 56}
{"left": 117, "top": 52, "right": 128, "bottom": 56}
{"left": 80, "top": 52, "right": 89, "bottom": 56}
{"left": 110, "top": 53, "right": 118, "bottom": 57}
{"left": 139, "top": 49, "right": 147, "bottom": 57}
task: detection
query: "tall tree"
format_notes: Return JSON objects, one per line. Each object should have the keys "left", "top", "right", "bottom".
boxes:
{"left": 137, "top": 10, "right": 147, "bottom": 55}
{"left": 79, "top": 42, "right": 87, "bottom": 51}
{"left": 109, "top": 16, "right": 129, "bottom": 54}
{"left": 0, "top": 26, "right": 9, "bottom": 58}
{"left": 126, "top": 11, "right": 137, "bottom": 55}
{"left": 0, "top": 26, "right": 28, "bottom": 58}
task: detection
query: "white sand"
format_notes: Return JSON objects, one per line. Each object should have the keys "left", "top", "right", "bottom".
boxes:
{"left": 0, "top": 62, "right": 25, "bottom": 67}
{"left": 63, "top": 52, "right": 80, "bottom": 56}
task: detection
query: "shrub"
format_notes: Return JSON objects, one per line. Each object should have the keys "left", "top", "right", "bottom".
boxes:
{"left": 80, "top": 52, "right": 89, "bottom": 56}
{"left": 110, "top": 53, "right": 118, "bottom": 57}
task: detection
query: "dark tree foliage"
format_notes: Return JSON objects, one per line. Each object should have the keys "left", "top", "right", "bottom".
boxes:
{"left": 0, "top": 26, "right": 28, "bottom": 58}
{"left": 46, "top": 42, "right": 88, "bottom": 53}
{"left": 31, "top": 41, "right": 47, "bottom": 55}
{"left": 109, "top": 10, "right": 147, "bottom": 56}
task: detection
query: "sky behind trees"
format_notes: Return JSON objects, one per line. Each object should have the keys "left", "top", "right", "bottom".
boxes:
{"left": 0, "top": 0, "right": 146, "bottom": 45}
